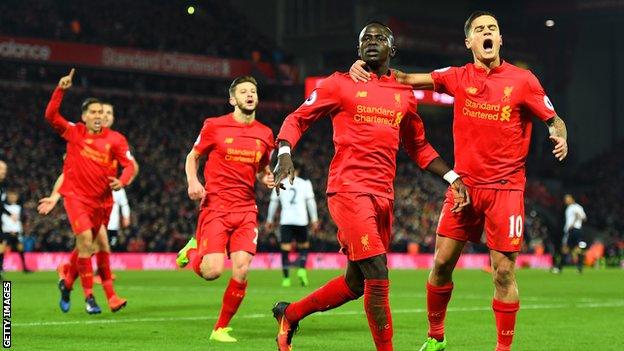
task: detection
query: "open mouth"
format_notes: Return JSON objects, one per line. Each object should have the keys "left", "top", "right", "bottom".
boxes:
{"left": 246, "top": 99, "right": 254, "bottom": 105}
{"left": 365, "top": 47, "right": 380, "bottom": 55}
{"left": 483, "top": 39, "right": 494, "bottom": 53}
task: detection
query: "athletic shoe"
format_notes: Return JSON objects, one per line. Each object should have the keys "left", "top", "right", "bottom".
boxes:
{"left": 209, "top": 327, "right": 237, "bottom": 342}
{"left": 58, "top": 279, "right": 71, "bottom": 313}
{"left": 176, "top": 237, "right": 197, "bottom": 268}
{"left": 108, "top": 295, "right": 127, "bottom": 312}
{"left": 273, "top": 301, "right": 298, "bottom": 351}
{"left": 418, "top": 337, "right": 447, "bottom": 351}
{"left": 281, "top": 277, "right": 291, "bottom": 287}
{"left": 296, "top": 268, "right": 309, "bottom": 287}
{"left": 85, "top": 295, "right": 102, "bottom": 314}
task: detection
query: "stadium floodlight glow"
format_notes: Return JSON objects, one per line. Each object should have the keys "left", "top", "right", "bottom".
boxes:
{"left": 545, "top": 19, "right": 555, "bottom": 27}
{"left": 187, "top": 6, "right": 195, "bottom": 15}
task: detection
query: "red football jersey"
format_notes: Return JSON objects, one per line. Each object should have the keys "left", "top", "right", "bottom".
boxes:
{"left": 193, "top": 113, "right": 274, "bottom": 212}
{"left": 45, "top": 88, "right": 136, "bottom": 205}
{"left": 278, "top": 71, "right": 439, "bottom": 199}
{"left": 431, "top": 61, "right": 556, "bottom": 190}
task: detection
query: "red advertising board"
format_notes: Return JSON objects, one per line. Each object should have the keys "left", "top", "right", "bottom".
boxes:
{"left": 0, "top": 36, "right": 291, "bottom": 80}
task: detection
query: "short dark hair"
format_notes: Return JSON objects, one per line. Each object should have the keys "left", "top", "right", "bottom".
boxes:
{"left": 362, "top": 21, "right": 395, "bottom": 46}
{"left": 464, "top": 10, "right": 498, "bottom": 37}
{"left": 101, "top": 101, "right": 114, "bottom": 108}
{"left": 229, "top": 76, "right": 258, "bottom": 95}
{"left": 81, "top": 97, "right": 102, "bottom": 112}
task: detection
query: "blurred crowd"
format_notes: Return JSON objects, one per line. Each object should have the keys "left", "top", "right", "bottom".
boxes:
{"left": 0, "top": 0, "right": 288, "bottom": 64}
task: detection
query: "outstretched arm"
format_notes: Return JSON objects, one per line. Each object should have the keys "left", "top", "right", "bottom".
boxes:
{"left": 546, "top": 115, "right": 568, "bottom": 161}
{"left": 38, "top": 173, "right": 64, "bottom": 215}
{"left": 45, "top": 69, "right": 75, "bottom": 135}
{"left": 349, "top": 60, "right": 434, "bottom": 89}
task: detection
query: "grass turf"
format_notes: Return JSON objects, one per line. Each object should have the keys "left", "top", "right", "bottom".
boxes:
{"left": 9, "top": 268, "right": 624, "bottom": 350}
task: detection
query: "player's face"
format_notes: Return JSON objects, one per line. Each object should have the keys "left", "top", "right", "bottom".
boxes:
{"left": 82, "top": 102, "right": 104, "bottom": 133}
{"left": 358, "top": 25, "right": 395, "bottom": 67}
{"left": 465, "top": 15, "right": 502, "bottom": 63}
{"left": 564, "top": 195, "right": 573, "bottom": 205}
{"left": 102, "top": 104, "right": 114, "bottom": 128}
{"left": 0, "top": 161, "right": 6, "bottom": 181}
{"left": 230, "top": 82, "right": 258, "bottom": 114}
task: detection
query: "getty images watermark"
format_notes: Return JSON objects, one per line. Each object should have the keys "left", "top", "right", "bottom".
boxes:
{"left": 2, "top": 281, "right": 10, "bottom": 348}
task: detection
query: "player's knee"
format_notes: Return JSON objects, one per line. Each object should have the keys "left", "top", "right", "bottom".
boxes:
{"left": 432, "top": 256, "right": 455, "bottom": 278}
{"left": 200, "top": 268, "right": 222, "bottom": 281}
{"left": 358, "top": 255, "right": 388, "bottom": 280}
{"left": 345, "top": 275, "right": 364, "bottom": 297}
{"left": 493, "top": 266, "right": 515, "bottom": 288}
{"left": 232, "top": 264, "right": 250, "bottom": 281}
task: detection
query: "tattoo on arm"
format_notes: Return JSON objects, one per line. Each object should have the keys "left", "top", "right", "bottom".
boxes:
{"left": 547, "top": 115, "right": 567, "bottom": 139}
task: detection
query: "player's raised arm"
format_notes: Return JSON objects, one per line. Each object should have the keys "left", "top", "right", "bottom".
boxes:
{"left": 400, "top": 113, "right": 470, "bottom": 212}
{"left": 44, "top": 69, "right": 76, "bottom": 135}
{"left": 273, "top": 75, "right": 341, "bottom": 194}
{"left": 348, "top": 60, "right": 435, "bottom": 89}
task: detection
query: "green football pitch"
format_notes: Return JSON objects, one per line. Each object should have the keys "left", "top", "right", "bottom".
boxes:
{"left": 9, "top": 268, "right": 624, "bottom": 350}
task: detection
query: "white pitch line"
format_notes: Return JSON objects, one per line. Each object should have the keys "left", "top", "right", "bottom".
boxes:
{"left": 13, "top": 301, "right": 624, "bottom": 328}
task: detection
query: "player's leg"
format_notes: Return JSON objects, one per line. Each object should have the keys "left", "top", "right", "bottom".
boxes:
{"left": 279, "top": 225, "right": 293, "bottom": 287}
{"left": 490, "top": 250, "right": 519, "bottom": 351}
{"left": 75, "top": 228, "right": 101, "bottom": 314}
{"left": 420, "top": 187, "right": 481, "bottom": 351}
{"left": 485, "top": 189, "right": 523, "bottom": 351}
{"left": 94, "top": 225, "right": 126, "bottom": 312}
{"left": 210, "top": 250, "right": 252, "bottom": 342}
{"left": 12, "top": 236, "right": 31, "bottom": 273}
{"left": 295, "top": 226, "right": 310, "bottom": 286}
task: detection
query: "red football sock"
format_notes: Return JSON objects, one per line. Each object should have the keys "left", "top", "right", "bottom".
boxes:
{"left": 188, "top": 248, "right": 203, "bottom": 277}
{"left": 214, "top": 278, "right": 247, "bottom": 330}
{"left": 364, "top": 279, "right": 393, "bottom": 351}
{"left": 492, "top": 299, "right": 520, "bottom": 351}
{"left": 76, "top": 257, "right": 94, "bottom": 298}
{"left": 96, "top": 252, "right": 116, "bottom": 299}
{"left": 426, "top": 282, "right": 454, "bottom": 341}
{"left": 285, "top": 275, "right": 359, "bottom": 323}
{"left": 65, "top": 249, "right": 79, "bottom": 290}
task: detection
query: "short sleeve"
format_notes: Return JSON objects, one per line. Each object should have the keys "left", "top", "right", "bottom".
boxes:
{"left": 523, "top": 71, "right": 556, "bottom": 121}
{"left": 193, "top": 119, "right": 215, "bottom": 155}
{"left": 430, "top": 66, "right": 461, "bottom": 96}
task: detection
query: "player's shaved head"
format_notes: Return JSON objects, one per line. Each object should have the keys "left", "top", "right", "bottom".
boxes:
{"left": 359, "top": 21, "right": 394, "bottom": 47}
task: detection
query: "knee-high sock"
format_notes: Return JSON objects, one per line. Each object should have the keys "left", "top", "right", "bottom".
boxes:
{"left": 281, "top": 250, "right": 290, "bottom": 278}
{"left": 65, "top": 249, "right": 79, "bottom": 290}
{"left": 285, "top": 275, "right": 359, "bottom": 322}
{"left": 76, "top": 257, "right": 94, "bottom": 298}
{"left": 426, "top": 282, "right": 454, "bottom": 341}
{"left": 96, "top": 252, "right": 116, "bottom": 299}
{"left": 493, "top": 299, "right": 520, "bottom": 351}
{"left": 188, "top": 248, "right": 203, "bottom": 278}
{"left": 214, "top": 278, "right": 247, "bottom": 329}
{"left": 364, "top": 279, "right": 393, "bottom": 351}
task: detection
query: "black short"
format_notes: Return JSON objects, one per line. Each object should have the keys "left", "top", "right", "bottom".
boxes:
{"left": 280, "top": 225, "right": 308, "bottom": 244}
{"left": 567, "top": 228, "right": 586, "bottom": 248}
{"left": 0, "top": 232, "right": 21, "bottom": 248}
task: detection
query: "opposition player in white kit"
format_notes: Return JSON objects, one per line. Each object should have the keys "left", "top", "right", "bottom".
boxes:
{"left": 559, "top": 194, "right": 587, "bottom": 273}
{"left": 266, "top": 162, "right": 319, "bottom": 287}
{"left": 107, "top": 188, "right": 131, "bottom": 248}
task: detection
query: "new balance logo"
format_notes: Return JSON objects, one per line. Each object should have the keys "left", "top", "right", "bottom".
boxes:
{"left": 356, "top": 91, "right": 368, "bottom": 98}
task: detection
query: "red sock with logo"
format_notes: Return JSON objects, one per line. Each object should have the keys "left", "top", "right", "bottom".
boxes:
{"left": 364, "top": 279, "right": 393, "bottom": 351}
{"left": 76, "top": 257, "right": 94, "bottom": 298}
{"left": 493, "top": 299, "right": 520, "bottom": 351}
{"left": 285, "top": 275, "right": 359, "bottom": 322}
{"left": 214, "top": 278, "right": 247, "bottom": 330}
{"left": 187, "top": 248, "right": 204, "bottom": 277}
{"left": 96, "top": 252, "right": 116, "bottom": 299}
{"left": 426, "top": 282, "right": 454, "bottom": 341}
{"left": 65, "top": 249, "right": 79, "bottom": 290}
